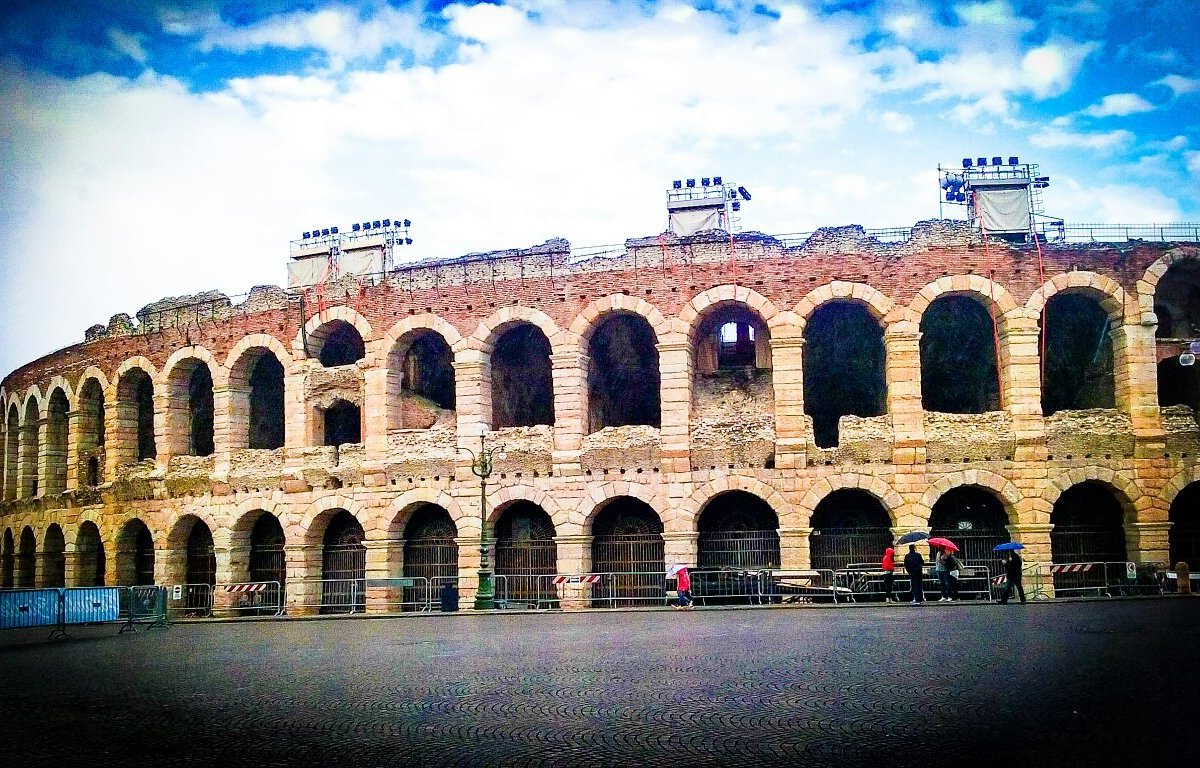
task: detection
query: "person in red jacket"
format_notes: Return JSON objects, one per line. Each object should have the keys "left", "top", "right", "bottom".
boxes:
{"left": 881, "top": 547, "right": 896, "bottom": 603}
{"left": 673, "top": 566, "right": 694, "bottom": 609}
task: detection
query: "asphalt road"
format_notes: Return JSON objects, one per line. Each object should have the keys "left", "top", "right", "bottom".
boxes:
{"left": 1, "top": 600, "right": 1197, "bottom": 767}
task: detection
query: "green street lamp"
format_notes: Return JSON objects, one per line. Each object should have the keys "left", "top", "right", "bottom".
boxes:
{"left": 460, "top": 431, "right": 501, "bottom": 611}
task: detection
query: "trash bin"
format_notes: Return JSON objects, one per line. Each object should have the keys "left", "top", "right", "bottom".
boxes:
{"left": 439, "top": 582, "right": 459, "bottom": 612}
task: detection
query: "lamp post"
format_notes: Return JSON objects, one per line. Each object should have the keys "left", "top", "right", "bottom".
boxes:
{"left": 460, "top": 432, "right": 500, "bottom": 610}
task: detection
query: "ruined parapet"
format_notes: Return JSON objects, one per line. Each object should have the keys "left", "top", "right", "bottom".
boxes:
{"left": 923, "top": 411, "right": 1015, "bottom": 462}
{"left": 489, "top": 425, "right": 553, "bottom": 475}
{"left": 1160, "top": 404, "right": 1200, "bottom": 454}
{"left": 1044, "top": 409, "right": 1135, "bottom": 459}
{"left": 385, "top": 426, "right": 458, "bottom": 479}
{"left": 581, "top": 426, "right": 662, "bottom": 471}
{"left": 305, "top": 364, "right": 365, "bottom": 408}
{"left": 164, "top": 454, "right": 216, "bottom": 497}
{"left": 809, "top": 415, "right": 894, "bottom": 465}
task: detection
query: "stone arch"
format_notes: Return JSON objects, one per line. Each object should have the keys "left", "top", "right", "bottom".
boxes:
{"left": 20, "top": 386, "right": 44, "bottom": 420}
{"left": 226, "top": 334, "right": 295, "bottom": 380}
{"left": 793, "top": 282, "right": 895, "bottom": 329}
{"left": 1041, "top": 467, "right": 1140, "bottom": 522}
{"left": 800, "top": 474, "right": 904, "bottom": 527}
{"left": 580, "top": 481, "right": 669, "bottom": 532}
{"left": 230, "top": 498, "right": 287, "bottom": 549}
{"left": 161, "top": 348, "right": 219, "bottom": 458}
{"left": 471, "top": 306, "right": 563, "bottom": 356}
{"left": 1137, "top": 246, "right": 1200, "bottom": 321}
{"left": 1025, "top": 271, "right": 1127, "bottom": 324}
{"left": 909, "top": 275, "right": 1019, "bottom": 317}
{"left": 1162, "top": 465, "right": 1200, "bottom": 507}
{"left": 164, "top": 511, "right": 219, "bottom": 550}
{"left": 71, "top": 367, "right": 111, "bottom": 409}
{"left": 680, "top": 285, "right": 781, "bottom": 334}
{"left": 485, "top": 485, "right": 563, "bottom": 530}
{"left": 226, "top": 338, "right": 289, "bottom": 451}
{"left": 112, "top": 356, "right": 159, "bottom": 391}
{"left": 294, "top": 305, "right": 374, "bottom": 357}
{"left": 376, "top": 314, "right": 466, "bottom": 365}
{"left": 381, "top": 316, "right": 461, "bottom": 428}
{"left": 44, "top": 376, "right": 75, "bottom": 408}
{"left": 681, "top": 476, "right": 792, "bottom": 530}
{"left": 367, "top": 487, "right": 466, "bottom": 540}
{"left": 160, "top": 346, "right": 221, "bottom": 389}
{"left": 298, "top": 493, "right": 369, "bottom": 540}
{"left": 568, "top": 294, "right": 671, "bottom": 347}
{"left": 920, "top": 471, "right": 1021, "bottom": 521}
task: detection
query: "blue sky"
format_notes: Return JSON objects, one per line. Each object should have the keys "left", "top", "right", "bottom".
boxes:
{"left": 2, "top": 0, "right": 1198, "bottom": 380}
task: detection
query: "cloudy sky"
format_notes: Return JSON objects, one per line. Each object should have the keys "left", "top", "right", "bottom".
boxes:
{"left": 2, "top": 0, "right": 1198, "bottom": 380}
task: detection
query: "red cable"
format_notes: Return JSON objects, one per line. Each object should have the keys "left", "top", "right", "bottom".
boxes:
{"left": 975, "top": 193, "right": 1006, "bottom": 410}
{"left": 1031, "top": 228, "right": 1049, "bottom": 389}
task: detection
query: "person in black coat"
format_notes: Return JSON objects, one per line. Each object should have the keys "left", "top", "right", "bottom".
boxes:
{"left": 904, "top": 544, "right": 925, "bottom": 605}
{"left": 999, "top": 551, "right": 1027, "bottom": 604}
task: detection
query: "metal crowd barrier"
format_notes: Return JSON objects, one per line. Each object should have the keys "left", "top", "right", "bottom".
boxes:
{"left": 215, "top": 581, "right": 285, "bottom": 617}
{"left": 286, "top": 578, "right": 366, "bottom": 614}
{"left": 167, "top": 583, "right": 214, "bottom": 618}
{"left": 757, "top": 569, "right": 846, "bottom": 604}
{"left": 1050, "top": 561, "right": 1164, "bottom": 598}
{"left": 363, "top": 576, "right": 436, "bottom": 612}
{"left": 0, "top": 586, "right": 166, "bottom": 640}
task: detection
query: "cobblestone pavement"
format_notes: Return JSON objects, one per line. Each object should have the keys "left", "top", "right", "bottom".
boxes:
{"left": 1, "top": 600, "right": 1197, "bottom": 767}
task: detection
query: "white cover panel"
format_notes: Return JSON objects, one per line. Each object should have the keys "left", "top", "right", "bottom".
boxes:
{"left": 975, "top": 187, "right": 1030, "bottom": 233}
{"left": 287, "top": 255, "right": 332, "bottom": 289}
{"left": 339, "top": 248, "right": 383, "bottom": 279}
{"left": 669, "top": 208, "right": 721, "bottom": 237}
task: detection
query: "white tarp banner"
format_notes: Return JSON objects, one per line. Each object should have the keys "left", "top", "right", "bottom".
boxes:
{"left": 669, "top": 208, "right": 721, "bottom": 237}
{"left": 338, "top": 248, "right": 383, "bottom": 279}
{"left": 287, "top": 255, "right": 332, "bottom": 289}
{"left": 975, "top": 187, "right": 1030, "bottom": 234}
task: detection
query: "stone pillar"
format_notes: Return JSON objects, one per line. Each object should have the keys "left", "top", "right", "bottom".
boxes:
{"left": 657, "top": 340, "right": 692, "bottom": 474}
{"left": 778, "top": 527, "right": 813, "bottom": 570}
{"left": 363, "top": 539, "right": 392, "bottom": 613}
{"left": 37, "top": 416, "right": 56, "bottom": 496}
{"left": 103, "top": 389, "right": 126, "bottom": 481}
{"left": 157, "top": 383, "right": 183, "bottom": 467}
{"left": 999, "top": 309, "right": 1046, "bottom": 461}
{"left": 551, "top": 352, "right": 587, "bottom": 474}
{"left": 212, "top": 385, "right": 239, "bottom": 478}
{"left": 662, "top": 531, "right": 698, "bottom": 568}
{"left": 283, "top": 368, "right": 308, "bottom": 467}
{"left": 770, "top": 335, "right": 808, "bottom": 470}
{"left": 884, "top": 324, "right": 925, "bottom": 465}
{"left": 553, "top": 533, "right": 592, "bottom": 609}
{"left": 284, "top": 542, "right": 317, "bottom": 615}
{"left": 1007, "top": 522, "right": 1053, "bottom": 596}
{"left": 1127, "top": 521, "right": 1172, "bottom": 566}
{"left": 210, "top": 545, "right": 237, "bottom": 613}
{"left": 65, "top": 408, "right": 84, "bottom": 490}
{"left": 453, "top": 359, "right": 489, "bottom": 446}
{"left": 362, "top": 367, "right": 389, "bottom": 460}
{"left": 455, "top": 534, "right": 483, "bottom": 604}
{"left": 18, "top": 420, "right": 40, "bottom": 499}
{"left": 1112, "top": 322, "right": 1164, "bottom": 444}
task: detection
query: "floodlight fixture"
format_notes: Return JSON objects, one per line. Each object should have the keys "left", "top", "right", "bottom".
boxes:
{"left": 382, "top": 218, "right": 391, "bottom": 227}
{"left": 945, "top": 191, "right": 954, "bottom": 201}
{"left": 673, "top": 180, "right": 682, "bottom": 189}
{"left": 702, "top": 177, "right": 710, "bottom": 186}
{"left": 331, "top": 226, "right": 338, "bottom": 234}
{"left": 955, "top": 192, "right": 966, "bottom": 202}
{"left": 962, "top": 158, "right": 972, "bottom": 168}
{"left": 686, "top": 179, "right": 695, "bottom": 188}
{"left": 405, "top": 237, "right": 413, "bottom": 245}
{"left": 731, "top": 201, "right": 741, "bottom": 211}
{"left": 977, "top": 157, "right": 987, "bottom": 166}
{"left": 738, "top": 186, "right": 751, "bottom": 201}
{"left": 371, "top": 220, "right": 379, "bottom": 229}
{"left": 352, "top": 223, "right": 361, "bottom": 232}
{"left": 1182, "top": 353, "right": 1196, "bottom": 367}
{"left": 403, "top": 218, "right": 411, "bottom": 228}
{"left": 1008, "top": 156, "right": 1019, "bottom": 165}
{"left": 321, "top": 228, "right": 330, "bottom": 236}
{"left": 991, "top": 156, "right": 1002, "bottom": 166}
{"left": 1190, "top": 341, "right": 1200, "bottom": 355}
{"left": 713, "top": 176, "right": 722, "bottom": 185}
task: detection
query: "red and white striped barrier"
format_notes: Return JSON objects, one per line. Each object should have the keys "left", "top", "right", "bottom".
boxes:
{"left": 553, "top": 575, "right": 601, "bottom": 585}
{"left": 1050, "top": 563, "right": 1093, "bottom": 574}
{"left": 225, "top": 583, "right": 268, "bottom": 593}
{"left": 991, "top": 575, "right": 1007, "bottom": 585}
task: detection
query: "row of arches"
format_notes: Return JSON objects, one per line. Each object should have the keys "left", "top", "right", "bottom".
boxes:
{"left": 6, "top": 482, "right": 1199, "bottom": 602}
{"left": 4, "top": 257, "right": 1199, "bottom": 499}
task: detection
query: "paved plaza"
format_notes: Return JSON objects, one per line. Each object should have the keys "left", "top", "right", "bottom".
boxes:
{"left": 1, "top": 600, "right": 1197, "bottom": 767}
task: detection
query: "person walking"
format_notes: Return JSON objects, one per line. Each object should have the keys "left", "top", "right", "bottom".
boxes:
{"left": 881, "top": 547, "right": 897, "bottom": 602}
{"left": 673, "top": 566, "right": 694, "bottom": 609}
{"left": 945, "top": 549, "right": 962, "bottom": 600}
{"left": 999, "top": 551, "right": 1027, "bottom": 604}
{"left": 904, "top": 544, "right": 925, "bottom": 605}
{"left": 935, "top": 547, "right": 952, "bottom": 601}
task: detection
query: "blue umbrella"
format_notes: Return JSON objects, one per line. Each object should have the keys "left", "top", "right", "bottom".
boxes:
{"left": 896, "top": 531, "right": 930, "bottom": 545}
{"left": 993, "top": 542, "right": 1025, "bottom": 552}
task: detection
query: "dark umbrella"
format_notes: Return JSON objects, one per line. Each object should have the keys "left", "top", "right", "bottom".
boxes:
{"left": 993, "top": 542, "right": 1025, "bottom": 552}
{"left": 896, "top": 531, "right": 930, "bottom": 545}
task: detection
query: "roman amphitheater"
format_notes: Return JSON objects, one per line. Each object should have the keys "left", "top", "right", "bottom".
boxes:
{"left": 2, "top": 220, "right": 1199, "bottom": 612}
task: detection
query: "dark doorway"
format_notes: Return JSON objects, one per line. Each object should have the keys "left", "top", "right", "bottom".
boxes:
{"left": 118, "top": 520, "right": 156, "bottom": 586}
{"left": 491, "top": 324, "right": 554, "bottom": 428}
{"left": 188, "top": 364, "right": 215, "bottom": 456}
{"left": 920, "top": 295, "right": 1000, "bottom": 413}
{"left": 249, "top": 354, "right": 285, "bottom": 449}
{"left": 318, "top": 321, "right": 366, "bottom": 367}
{"left": 324, "top": 400, "right": 361, "bottom": 446}
{"left": 809, "top": 490, "right": 892, "bottom": 572}
{"left": 76, "top": 521, "right": 106, "bottom": 587}
{"left": 697, "top": 491, "right": 780, "bottom": 571}
{"left": 403, "top": 504, "right": 459, "bottom": 611}
{"left": 16, "top": 526, "right": 36, "bottom": 587}
{"left": 1169, "top": 483, "right": 1200, "bottom": 570}
{"left": 929, "top": 487, "right": 1010, "bottom": 577}
{"left": 42, "top": 524, "right": 66, "bottom": 588}
{"left": 1041, "top": 293, "right": 1115, "bottom": 415}
{"left": 321, "top": 510, "right": 366, "bottom": 614}
{"left": 249, "top": 513, "right": 286, "bottom": 613}
{"left": 587, "top": 313, "right": 661, "bottom": 431}
{"left": 803, "top": 301, "right": 886, "bottom": 447}
{"left": 590, "top": 498, "right": 664, "bottom": 606}
{"left": 493, "top": 501, "right": 556, "bottom": 604}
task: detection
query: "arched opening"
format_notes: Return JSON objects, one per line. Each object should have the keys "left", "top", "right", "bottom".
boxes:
{"left": 248, "top": 512, "right": 286, "bottom": 611}
{"left": 929, "top": 486, "right": 1010, "bottom": 577}
{"left": 321, "top": 510, "right": 366, "bottom": 614}
{"left": 809, "top": 489, "right": 892, "bottom": 572}
{"left": 493, "top": 501, "right": 557, "bottom": 603}
{"left": 117, "top": 368, "right": 156, "bottom": 464}
{"left": 590, "top": 497, "right": 664, "bottom": 606}
{"left": 75, "top": 521, "right": 105, "bottom": 587}
{"left": 323, "top": 399, "right": 361, "bottom": 446}
{"left": 316, "top": 320, "right": 365, "bottom": 367}
{"left": 77, "top": 378, "right": 106, "bottom": 484}
{"left": 185, "top": 520, "right": 216, "bottom": 588}
{"left": 20, "top": 399, "right": 40, "bottom": 498}
{"left": 42, "top": 524, "right": 65, "bottom": 588}
{"left": 920, "top": 295, "right": 1000, "bottom": 413}
{"left": 17, "top": 526, "right": 36, "bottom": 587}
{"left": 1, "top": 528, "right": 13, "bottom": 587}
{"left": 587, "top": 313, "right": 661, "bottom": 432}
{"left": 4, "top": 406, "right": 18, "bottom": 501}
{"left": 1051, "top": 482, "right": 1128, "bottom": 594}
{"left": 1154, "top": 260, "right": 1200, "bottom": 339}
{"left": 248, "top": 353, "right": 285, "bottom": 449}
{"left": 402, "top": 504, "right": 459, "bottom": 610}
{"left": 694, "top": 304, "right": 771, "bottom": 375}
{"left": 386, "top": 331, "right": 456, "bottom": 431}
{"left": 803, "top": 301, "right": 886, "bottom": 447}
{"left": 697, "top": 491, "right": 780, "bottom": 571}
{"left": 116, "top": 519, "right": 156, "bottom": 586}
{"left": 1158, "top": 357, "right": 1200, "bottom": 416}
{"left": 46, "top": 389, "right": 68, "bottom": 494}
{"left": 491, "top": 323, "right": 554, "bottom": 428}
{"left": 1168, "top": 482, "right": 1200, "bottom": 571}
{"left": 1041, "top": 293, "right": 1115, "bottom": 416}
{"left": 167, "top": 360, "right": 214, "bottom": 457}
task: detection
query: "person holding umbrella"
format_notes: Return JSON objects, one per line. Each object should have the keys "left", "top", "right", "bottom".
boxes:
{"left": 904, "top": 544, "right": 925, "bottom": 605}
{"left": 996, "top": 543, "right": 1027, "bottom": 604}
{"left": 667, "top": 564, "right": 693, "bottom": 609}
{"left": 929, "top": 537, "right": 960, "bottom": 601}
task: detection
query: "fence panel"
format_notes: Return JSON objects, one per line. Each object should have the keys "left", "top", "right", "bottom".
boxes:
{"left": 168, "top": 583, "right": 214, "bottom": 617}
{"left": 62, "top": 587, "right": 122, "bottom": 624}
{"left": 0, "top": 589, "right": 61, "bottom": 629}
{"left": 494, "top": 540, "right": 556, "bottom": 604}
{"left": 808, "top": 530, "right": 893, "bottom": 573}
{"left": 697, "top": 532, "right": 781, "bottom": 571}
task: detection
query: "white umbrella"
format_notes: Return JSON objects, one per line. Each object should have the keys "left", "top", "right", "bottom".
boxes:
{"left": 665, "top": 563, "right": 687, "bottom": 577}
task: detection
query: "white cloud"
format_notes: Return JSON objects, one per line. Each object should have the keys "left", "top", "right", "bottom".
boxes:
{"left": 1185, "top": 151, "right": 1200, "bottom": 176}
{"left": 1030, "top": 127, "right": 1135, "bottom": 151}
{"left": 1081, "top": 92, "right": 1156, "bottom": 118}
{"left": 1021, "top": 39, "right": 1099, "bottom": 98}
{"left": 108, "top": 29, "right": 148, "bottom": 65}
{"left": 1153, "top": 74, "right": 1200, "bottom": 96}
{"left": 880, "top": 111, "right": 914, "bottom": 132}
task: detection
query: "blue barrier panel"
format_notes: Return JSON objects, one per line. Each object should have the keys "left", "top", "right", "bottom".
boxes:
{"left": 63, "top": 587, "right": 122, "bottom": 625}
{"left": 0, "top": 589, "right": 62, "bottom": 630}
